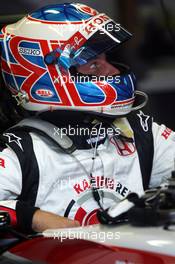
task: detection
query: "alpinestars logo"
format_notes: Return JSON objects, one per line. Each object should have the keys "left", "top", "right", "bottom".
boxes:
{"left": 3, "top": 133, "right": 24, "bottom": 151}
{"left": 137, "top": 111, "right": 150, "bottom": 132}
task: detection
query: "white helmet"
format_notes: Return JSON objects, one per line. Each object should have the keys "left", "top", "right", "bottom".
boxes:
{"left": 0, "top": 3, "right": 146, "bottom": 116}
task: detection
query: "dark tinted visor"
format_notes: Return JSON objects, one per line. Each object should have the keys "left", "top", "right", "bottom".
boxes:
{"left": 72, "top": 21, "right": 132, "bottom": 66}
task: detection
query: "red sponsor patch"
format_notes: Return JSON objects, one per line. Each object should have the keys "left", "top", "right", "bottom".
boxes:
{"left": 36, "top": 89, "right": 53, "bottom": 98}
{"left": 77, "top": 4, "right": 98, "bottom": 16}
{"left": 84, "top": 14, "right": 109, "bottom": 35}
{"left": 161, "top": 127, "right": 172, "bottom": 140}
{"left": 0, "top": 158, "right": 5, "bottom": 168}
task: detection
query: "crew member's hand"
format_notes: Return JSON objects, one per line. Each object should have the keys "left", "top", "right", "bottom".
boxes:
{"left": 32, "top": 209, "right": 80, "bottom": 232}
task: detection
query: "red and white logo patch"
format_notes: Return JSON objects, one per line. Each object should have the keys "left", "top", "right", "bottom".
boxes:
{"left": 110, "top": 138, "right": 136, "bottom": 156}
{"left": 161, "top": 127, "right": 172, "bottom": 140}
{"left": 75, "top": 4, "right": 98, "bottom": 16}
{"left": 0, "top": 158, "right": 5, "bottom": 168}
{"left": 36, "top": 89, "right": 54, "bottom": 98}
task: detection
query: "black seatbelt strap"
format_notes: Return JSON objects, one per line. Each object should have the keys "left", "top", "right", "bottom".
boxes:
{"left": 128, "top": 110, "right": 154, "bottom": 190}
{"left": 1, "top": 129, "right": 39, "bottom": 205}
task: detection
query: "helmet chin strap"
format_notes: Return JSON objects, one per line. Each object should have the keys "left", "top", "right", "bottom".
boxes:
{"left": 131, "top": 90, "right": 149, "bottom": 112}
{"left": 95, "top": 90, "right": 148, "bottom": 117}
{"left": 101, "top": 90, "right": 148, "bottom": 116}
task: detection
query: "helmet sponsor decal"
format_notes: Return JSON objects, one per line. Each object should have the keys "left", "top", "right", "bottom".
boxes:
{"left": 18, "top": 47, "right": 41, "bottom": 56}
{"left": 84, "top": 14, "right": 110, "bottom": 36}
{"left": 75, "top": 4, "right": 98, "bottom": 16}
{"left": 36, "top": 89, "right": 54, "bottom": 98}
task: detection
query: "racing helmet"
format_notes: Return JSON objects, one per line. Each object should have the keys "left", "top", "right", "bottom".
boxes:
{"left": 0, "top": 3, "right": 147, "bottom": 116}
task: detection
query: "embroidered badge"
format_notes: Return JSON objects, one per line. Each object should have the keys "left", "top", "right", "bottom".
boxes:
{"left": 3, "top": 133, "right": 24, "bottom": 151}
{"left": 137, "top": 111, "right": 150, "bottom": 132}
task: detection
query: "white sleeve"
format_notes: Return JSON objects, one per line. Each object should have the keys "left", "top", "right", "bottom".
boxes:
{"left": 0, "top": 147, "right": 22, "bottom": 201}
{"left": 149, "top": 122, "right": 175, "bottom": 188}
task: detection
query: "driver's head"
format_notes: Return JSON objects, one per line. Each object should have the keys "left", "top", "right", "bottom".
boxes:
{"left": 0, "top": 3, "right": 142, "bottom": 117}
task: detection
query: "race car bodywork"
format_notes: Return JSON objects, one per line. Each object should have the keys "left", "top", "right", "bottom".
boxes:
{"left": 1, "top": 223, "right": 175, "bottom": 264}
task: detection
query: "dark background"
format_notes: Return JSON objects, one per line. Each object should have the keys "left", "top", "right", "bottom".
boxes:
{"left": 0, "top": 0, "right": 175, "bottom": 129}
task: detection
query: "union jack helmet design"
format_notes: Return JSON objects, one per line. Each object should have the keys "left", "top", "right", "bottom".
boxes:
{"left": 0, "top": 3, "right": 140, "bottom": 115}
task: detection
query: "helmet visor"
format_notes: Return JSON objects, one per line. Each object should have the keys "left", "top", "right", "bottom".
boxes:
{"left": 71, "top": 21, "right": 132, "bottom": 66}
{"left": 44, "top": 21, "right": 132, "bottom": 68}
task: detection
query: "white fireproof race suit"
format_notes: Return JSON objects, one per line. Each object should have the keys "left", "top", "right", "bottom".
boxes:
{"left": 0, "top": 111, "right": 174, "bottom": 231}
